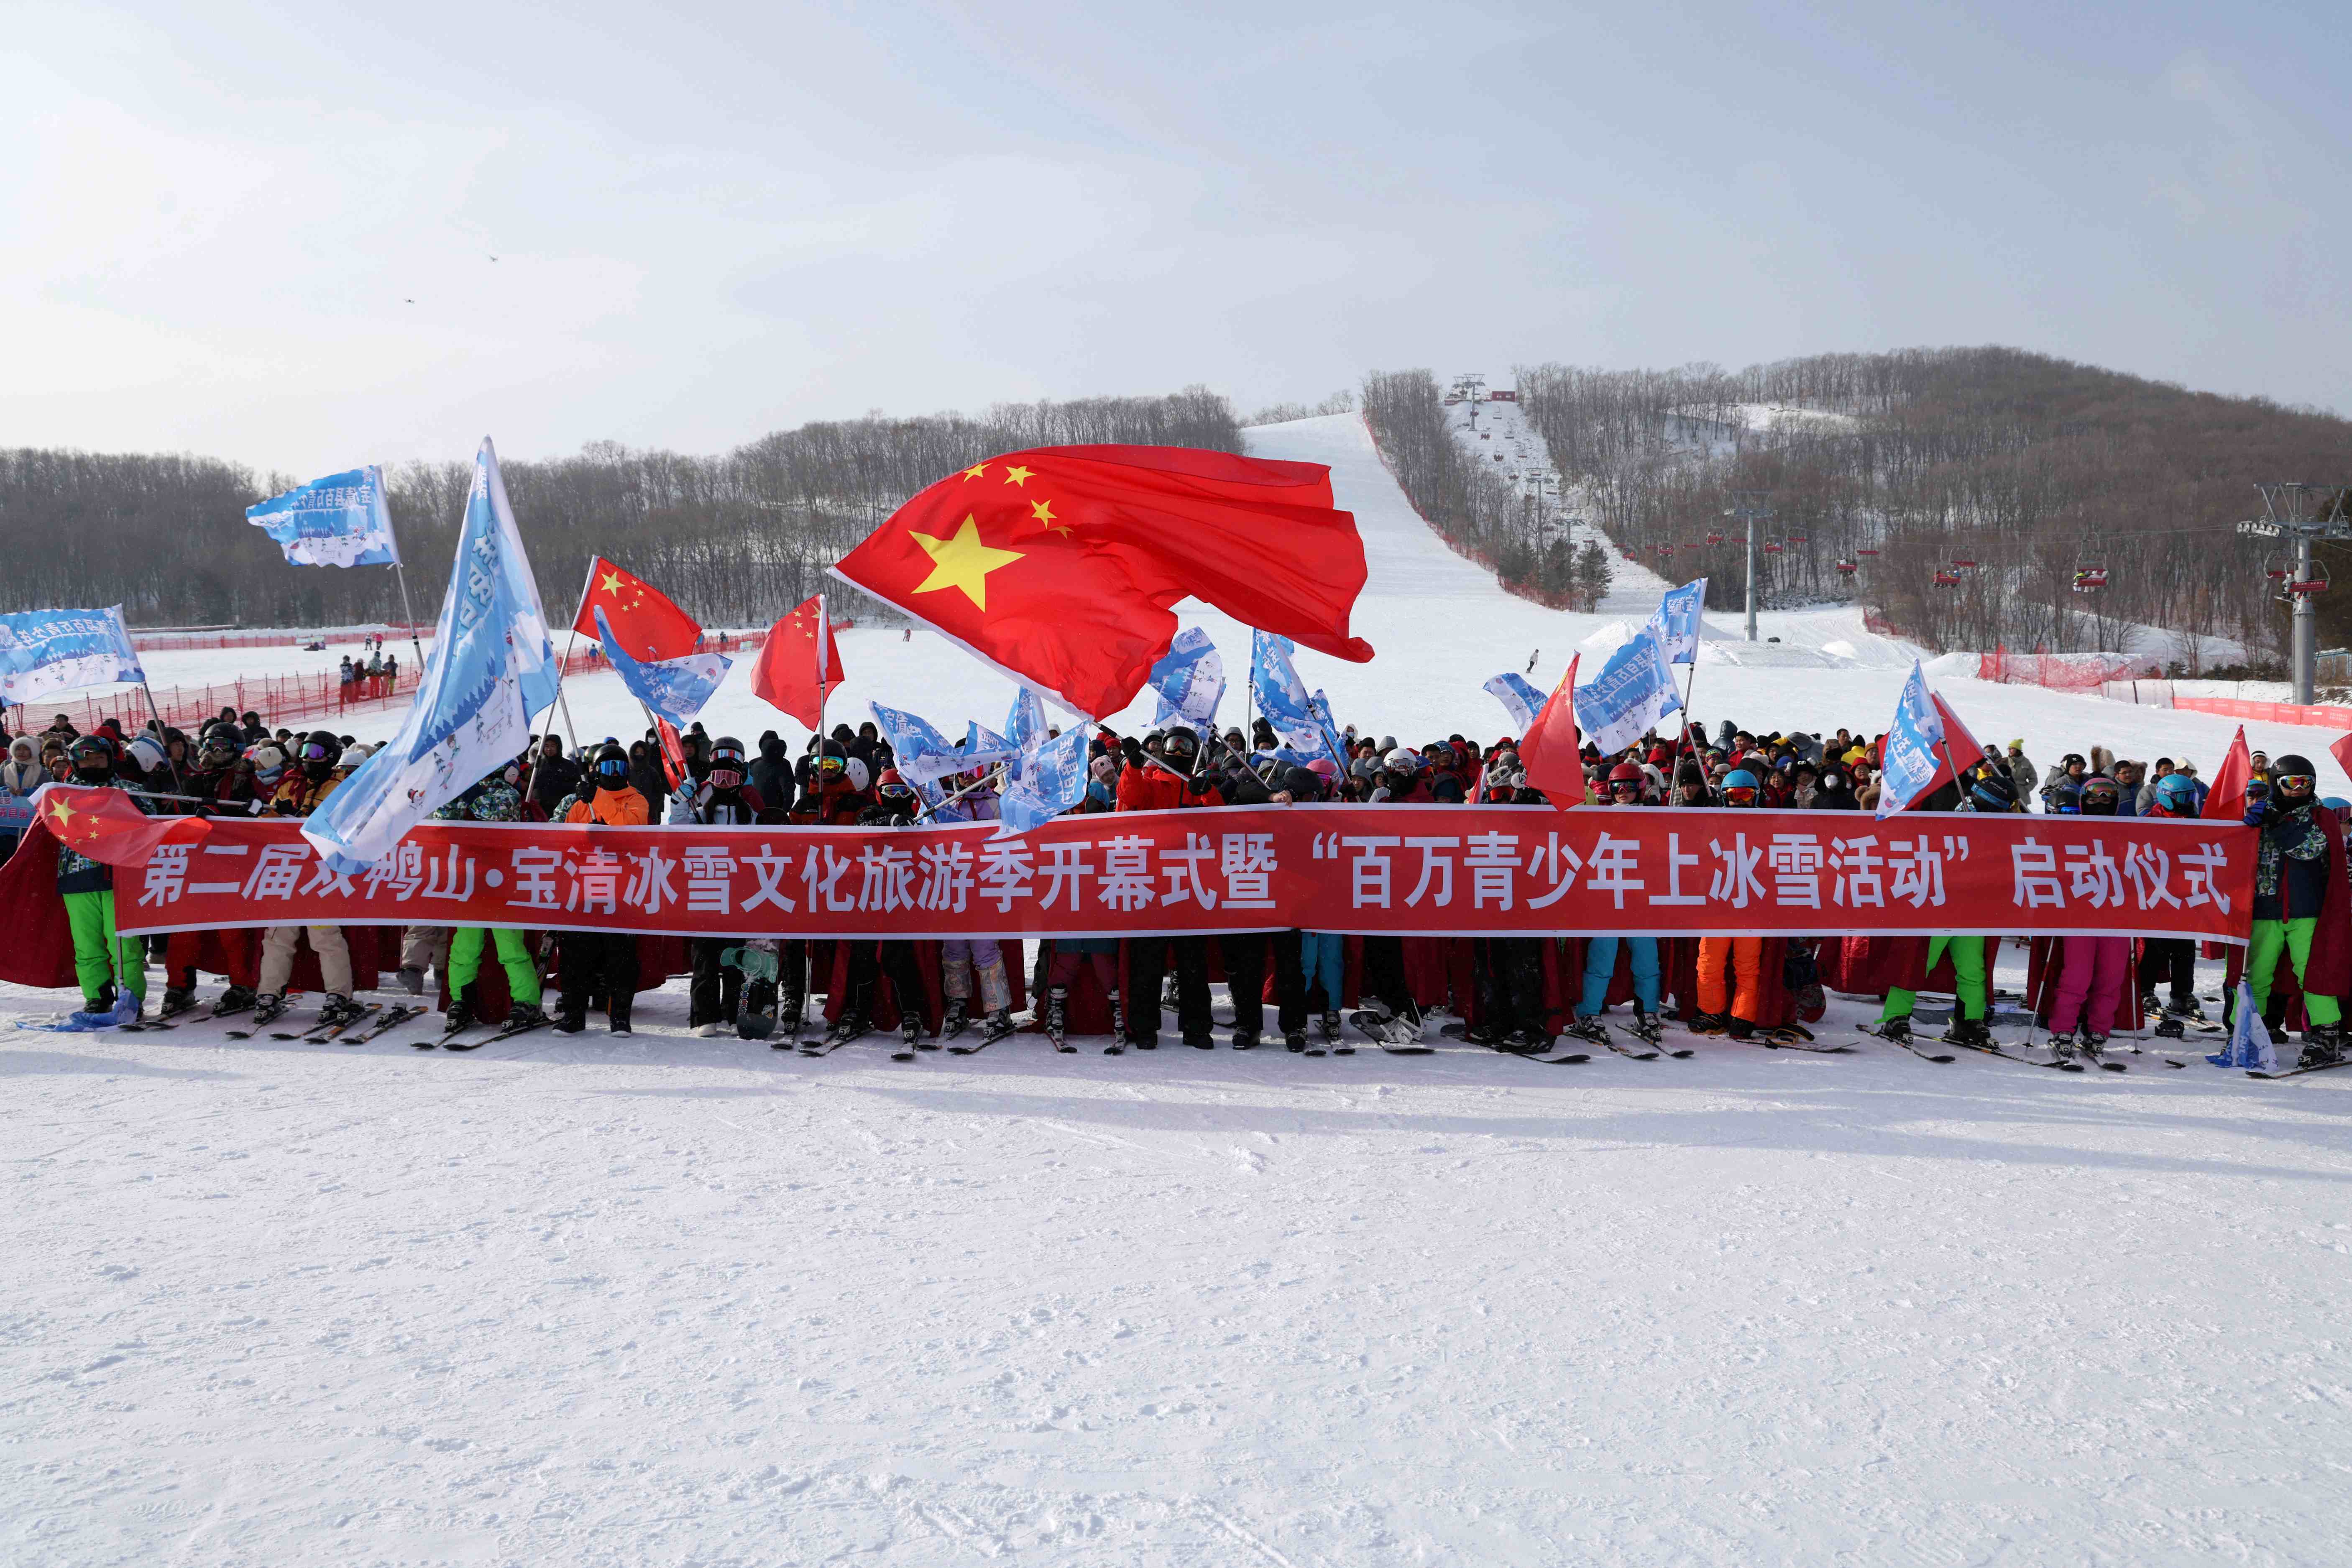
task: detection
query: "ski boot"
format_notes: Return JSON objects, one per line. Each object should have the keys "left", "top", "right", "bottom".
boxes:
{"left": 2299, "top": 1025, "right": 2344, "bottom": 1069}
{"left": 823, "top": 1011, "right": 868, "bottom": 1048}
{"left": 2078, "top": 1032, "right": 2111, "bottom": 1064}
{"left": 2171, "top": 998, "right": 2209, "bottom": 1026}
{"left": 1234, "top": 1029, "right": 1262, "bottom": 1051}
{"left": 1115, "top": 991, "right": 1145, "bottom": 1049}
{"left": 397, "top": 965, "right": 427, "bottom": 997}
{"left": 978, "top": 1007, "right": 1017, "bottom": 1046}
{"left": 942, "top": 996, "right": 970, "bottom": 1040}
{"left": 1045, "top": 987, "right": 1073, "bottom": 1052}
{"left": 901, "top": 1015, "right": 926, "bottom": 1053}
{"left": 1319, "top": 1010, "right": 1342, "bottom": 1046}
{"left": 2153, "top": 1016, "right": 2186, "bottom": 1041}
{"left": 506, "top": 1000, "right": 547, "bottom": 1030}
{"left": 1628, "top": 1010, "right": 1665, "bottom": 1047}
{"left": 1562, "top": 1015, "right": 1611, "bottom": 1049}
{"left": 1726, "top": 1016, "right": 1757, "bottom": 1041}
{"left": 1291, "top": 1028, "right": 1318, "bottom": 1056}
{"left": 212, "top": 983, "right": 258, "bottom": 1017}
{"left": 1463, "top": 1020, "right": 1510, "bottom": 1047}
{"left": 1508, "top": 1026, "right": 1554, "bottom": 1053}
{"left": 551, "top": 1005, "right": 587, "bottom": 1035}
{"left": 1875, "top": 1014, "right": 1913, "bottom": 1046}
{"left": 2045, "top": 1030, "right": 2079, "bottom": 1064}
{"left": 1184, "top": 1028, "right": 1215, "bottom": 1050}
{"left": 252, "top": 992, "right": 290, "bottom": 1028}
{"left": 1947, "top": 1017, "right": 1992, "bottom": 1050}
{"left": 772, "top": 988, "right": 804, "bottom": 1046}
{"left": 608, "top": 1005, "right": 632, "bottom": 1037}
{"left": 1689, "top": 1010, "right": 1729, "bottom": 1037}
{"left": 317, "top": 995, "right": 367, "bottom": 1032}
{"left": 159, "top": 985, "right": 198, "bottom": 1020}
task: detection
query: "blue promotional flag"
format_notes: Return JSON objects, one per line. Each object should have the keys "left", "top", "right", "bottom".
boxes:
{"left": 1250, "top": 629, "right": 1332, "bottom": 762}
{"left": 2208, "top": 981, "right": 2278, "bottom": 1072}
{"left": 1483, "top": 671, "right": 1545, "bottom": 733}
{"left": 868, "top": 701, "right": 961, "bottom": 785}
{"left": 1308, "top": 688, "right": 1348, "bottom": 767}
{"left": 1644, "top": 578, "right": 1708, "bottom": 665}
{"left": 1572, "top": 626, "right": 1682, "bottom": 756}
{"left": 996, "top": 721, "right": 1089, "bottom": 837}
{"left": 303, "top": 438, "right": 556, "bottom": 872}
{"left": 593, "top": 607, "right": 731, "bottom": 727}
{"left": 1148, "top": 627, "right": 1225, "bottom": 729}
{"left": 1005, "top": 686, "right": 1049, "bottom": 756}
{"left": 1874, "top": 662, "right": 1949, "bottom": 819}
{"left": 0, "top": 606, "right": 145, "bottom": 705}
{"left": 958, "top": 721, "right": 1018, "bottom": 773}
{"left": 245, "top": 466, "right": 400, "bottom": 568}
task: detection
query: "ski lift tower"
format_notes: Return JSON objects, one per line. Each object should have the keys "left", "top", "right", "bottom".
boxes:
{"left": 1456, "top": 373, "right": 1486, "bottom": 430}
{"left": 2237, "top": 482, "right": 2352, "bottom": 703}
{"left": 1725, "top": 490, "right": 1774, "bottom": 642}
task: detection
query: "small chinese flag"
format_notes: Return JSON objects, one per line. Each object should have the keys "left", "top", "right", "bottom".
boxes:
{"left": 749, "top": 593, "right": 843, "bottom": 730}
{"left": 573, "top": 556, "right": 701, "bottom": 662}
{"left": 2204, "top": 726, "right": 2253, "bottom": 820}
{"left": 39, "top": 785, "right": 210, "bottom": 867}
{"left": 830, "top": 445, "right": 1374, "bottom": 720}
{"left": 1515, "top": 655, "right": 1588, "bottom": 808}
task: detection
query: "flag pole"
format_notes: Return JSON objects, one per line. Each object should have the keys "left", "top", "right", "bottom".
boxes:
{"left": 136, "top": 679, "right": 187, "bottom": 794}
{"left": 392, "top": 563, "right": 427, "bottom": 677}
{"left": 1667, "top": 657, "right": 1700, "bottom": 807}
{"left": 524, "top": 557, "right": 598, "bottom": 809}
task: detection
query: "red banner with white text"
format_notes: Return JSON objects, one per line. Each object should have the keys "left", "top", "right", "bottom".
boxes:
{"left": 72, "top": 798, "right": 2255, "bottom": 943}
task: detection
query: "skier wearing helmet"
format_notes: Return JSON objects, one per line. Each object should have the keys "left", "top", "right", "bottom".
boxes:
{"left": 2142, "top": 772, "right": 2207, "bottom": 1035}
{"left": 554, "top": 742, "right": 651, "bottom": 1036}
{"left": 1691, "top": 768, "right": 1767, "bottom": 1038}
{"left": 251, "top": 731, "right": 364, "bottom": 1035}
{"left": 672, "top": 737, "right": 786, "bottom": 1038}
{"left": 2035, "top": 775, "right": 2136, "bottom": 1063}
{"left": 1563, "top": 762, "right": 1667, "bottom": 1049}
{"left": 52, "top": 734, "right": 153, "bottom": 1020}
{"left": 929, "top": 762, "right": 1019, "bottom": 1049}
{"left": 2241, "top": 754, "right": 2351, "bottom": 1068}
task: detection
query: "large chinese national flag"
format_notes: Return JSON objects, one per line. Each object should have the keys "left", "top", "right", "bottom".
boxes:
{"left": 1515, "top": 656, "right": 1588, "bottom": 807}
{"left": 830, "top": 445, "right": 1374, "bottom": 719}
{"left": 750, "top": 593, "right": 843, "bottom": 730}
{"left": 572, "top": 556, "right": 702, "bottom": 662}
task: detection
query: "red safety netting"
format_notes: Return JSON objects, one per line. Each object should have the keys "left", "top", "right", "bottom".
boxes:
{"left": 1977, "top": 645, "right": 2160, "bottom": 691}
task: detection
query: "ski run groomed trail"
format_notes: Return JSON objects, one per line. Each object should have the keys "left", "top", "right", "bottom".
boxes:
{"left": 8, "top": 413, "right": 2352, "bottom": 1564}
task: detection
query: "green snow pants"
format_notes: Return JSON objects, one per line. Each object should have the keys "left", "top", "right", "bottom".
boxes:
{"left": 2247, "top": 917, "right": 2341, "bottom": 1026}
{"left": 450, "top": 927, "right": 541, "bottom": 1007}
{"left": 1882, "top": 934, "right": 1986, "bottom": 1022}
{"left": 64, "top": 889, "right": 145, "bottom": 1007}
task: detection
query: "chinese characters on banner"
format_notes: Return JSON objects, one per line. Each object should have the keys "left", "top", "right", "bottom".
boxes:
{"left": 109, "top": 805, "right": 2257, "bottom": 944}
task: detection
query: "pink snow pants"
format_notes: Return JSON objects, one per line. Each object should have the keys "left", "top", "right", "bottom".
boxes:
{"left": 2050, "top": 935, "right": 2129, "bottom": 1035}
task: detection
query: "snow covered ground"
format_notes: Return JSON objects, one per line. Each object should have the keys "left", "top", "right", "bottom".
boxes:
{"left": 11, "top": 411, "right": 2352, "bottom": 1564}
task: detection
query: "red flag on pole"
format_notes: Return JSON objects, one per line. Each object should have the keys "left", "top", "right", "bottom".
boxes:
{"left": 1515, "top": 655, "right": 1588, "bottom": 807}
{"left": 2331, "top": 730, "right": 2352, "bottom": 786}
{"left": 749, "top": 593, "right": 842, "bottom": 730}
{"left": 573, "top": 556, "right": 702, "bottom": 662}
{"left": 2204, "top": 726, "right": 2253, "bottom": 820}
{"left": 830, "top": 445, "right": 1373, "bottom": 719}
{"left": 1925, "top": 691, "right": 1988, "bottom": 796}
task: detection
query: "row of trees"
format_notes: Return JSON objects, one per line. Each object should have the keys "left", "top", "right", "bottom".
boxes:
{"left": 0, "top": 389, "right": 1245, "bottom": 629}
{"left": 1516, "top": 348, "right": 2352, "bottom": 661}
{"left": 1358, "top": 369, "right": 1614, "bottom": 610}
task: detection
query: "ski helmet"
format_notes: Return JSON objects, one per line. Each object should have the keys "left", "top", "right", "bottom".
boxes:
{"left": 2079, "top": 774, "right": 2122, "bottom": 815}
{"left": 1969, "top": 772, "right": 2017, "bottom": 813}
{"left": 69, "top": 734, "right": 115, "bottom": 780}
{"left": 1383, "top": 747, "right": 1419, "bottom": 774}
{"left": 1721, "top": 767, "right": 1761, "bottom": 806}
{"left": 298, "top": 730, "right": 342, "bottom": 782}
{"left": 844, "top": 757, "right": 871, "bottom": 794}
{"left": 2153, "top": 773, "right": 2199, "bottom": 816}
{"left": 197, "top": 725, "right": 239, "bottom": 769}
{"left": 2273, "top": 755, "right": 2317, "bottom": 800}
{"left": 1606, "top": 761, "right": 1647, "bottom": 800}
{"left": 876, "top": 766, "right": 913, "bottom": 802}
{"left": 1163, "top": 726, "right": 1200, "bottom": 765}
{"left": 708, "top": 736, "right": 747, "bottom": 789}
{"left": 125, "top": 733, "right": 169, "bottom": 778}
{"left": 592, "top": 743, "right": 631, "bottom": 789}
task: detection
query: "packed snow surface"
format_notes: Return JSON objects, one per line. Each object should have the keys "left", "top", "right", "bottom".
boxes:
{"left": 12, "top": 411, "right": 2352, "bottom": 1563}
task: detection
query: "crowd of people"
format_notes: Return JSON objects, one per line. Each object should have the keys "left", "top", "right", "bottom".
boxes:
{"left": 2, "top": 701, "right": 2338, "bottom": 1074}
{"left": 336, "top": 650, "right": 400, "bottom": 704}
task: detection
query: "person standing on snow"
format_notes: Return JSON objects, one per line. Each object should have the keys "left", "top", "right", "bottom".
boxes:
{"left": 2242, "top": 754, "right": 2350, "bottom": 1069}
{"left": 931, "top": 762, "right": 1018, "bottom": 1047}
{"left": 2042, "top": 774, "right": 2136, "bottom": 1063}
{"left": 555, "top": 743, "right": 649, "bottom": 1035}
{"left": 1872, "top": 769, "right": 2014, "bottom": 1049}
{"left": 438, "top": 769, "right": 548, "bottom": 1036}
{"left": 53, "top": 735, "right": 153, "bottom": 1019}
{"left": 670, "top": 737, "right": 787, "bottom": 1038}
{"left": 1691, "top": 768, "right": 1768, "bottom": 1038}
{"left": 1562, "top": 762, "right": 1667, "bottom": 1050}
{"left": 2140, "top": 772, "right": 2208, "bottom": 1036}
{"left": 251, "top": 732, "right": 364, "bottom": 1035}
{"left": 1115, "top": 724, "right": 1224, "bottom": 1050}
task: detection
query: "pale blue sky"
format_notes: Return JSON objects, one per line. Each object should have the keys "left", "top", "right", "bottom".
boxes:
{"left": 5, "top": 0, "right": 2345, "bottom": 474}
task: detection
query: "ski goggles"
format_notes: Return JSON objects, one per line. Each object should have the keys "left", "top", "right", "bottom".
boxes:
{"left": 2275, "top": 773, "right": 2316, "bottom": 793}
{"left": 1608, "top": 779, "right": 1644, "bottom": 796}
{"left": 709, "top": 767, "right": 744, "bottom": 789}
{"left": 1723, "top": 785, "right": 1760, "bottom": 806}
{"left": 877, "top": 778, "right": 915, "bottom": 802}
{"left": 593, "top": 757, "right": 630, "bottom": 780}
{"left": 816, "top": 754, "right": 846, "bottom": 775}
{"left": 299, "top": 740, "right": 334, "bottom": 763}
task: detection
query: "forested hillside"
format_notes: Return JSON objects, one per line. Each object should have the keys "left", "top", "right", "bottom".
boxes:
{"left": 1515, "top": 348, "right": 2352, "bottom": 663}
{"left": 0, "top": 389, "right": 1242, "bottom": 628}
